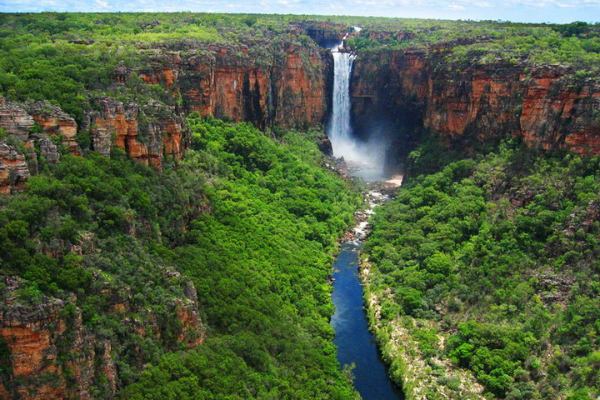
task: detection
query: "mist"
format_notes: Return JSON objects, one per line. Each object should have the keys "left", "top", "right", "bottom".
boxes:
{"left": 327, "top": 38, "right": 393, "bottom": 182}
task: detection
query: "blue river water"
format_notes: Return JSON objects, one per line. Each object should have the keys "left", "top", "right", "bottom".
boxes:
{"left": 330, "top": 242, "right": 405, "bottom": 400}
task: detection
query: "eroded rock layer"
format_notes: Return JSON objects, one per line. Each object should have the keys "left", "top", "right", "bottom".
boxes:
{"left": 84, "top": 97, "right": 189, "bottom": 169}
{"left": 0, "top": 275, "right": 204, "bottom": 400}
{"left": 0, "top": 96, "right": 190, "bottom": 192}
{"left": 134, "top": 43, "right": 331, "bottom": 130}
{"left": 351, "top": 49, "right": 600, "bottom": 155}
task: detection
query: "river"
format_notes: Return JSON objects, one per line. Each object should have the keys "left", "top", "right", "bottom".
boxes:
{"left": 331, "top": 239, "right": 404, "bottom": 400}
{"left": 327, "top": 33, "right": 404, "bottom": 399}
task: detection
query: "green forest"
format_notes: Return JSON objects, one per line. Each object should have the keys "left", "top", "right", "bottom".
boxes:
{"left": 0, "top": 116, "right": 360, "bottom": 398}
{"left": 364, "top": 138, "right": 600, "bottom": 400}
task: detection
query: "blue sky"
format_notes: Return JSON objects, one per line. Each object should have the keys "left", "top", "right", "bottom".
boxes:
{"left": 0, "top": 0, "right": 599, "bottom": 23}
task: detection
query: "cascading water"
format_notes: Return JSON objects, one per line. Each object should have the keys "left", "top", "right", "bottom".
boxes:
{"left": 329, "top": 39, "right": 357, "bottom": 157}
{"left": 328, "top": 33, "right": 388, "bottom": 182}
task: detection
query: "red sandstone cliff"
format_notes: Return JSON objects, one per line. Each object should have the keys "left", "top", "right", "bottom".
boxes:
{"left": 0, "top": 274, "right": 204, "bottom": 400}
{"left": 0, "top": 96, "right": 190, "bottom": 193}
{"left": 0, "top": 98, "right": 62, "bottom": 194}
{"left": 351, "top": 49, "right": 600, "bottom": 155}
{"left": 27, "top": 101, "right": 81, "bottom": 156}
{"left": 84, "top": 97, "right": 189, "bottom": 169}
{"left": 132, "top": 43, "right": 331, "bottom": 130}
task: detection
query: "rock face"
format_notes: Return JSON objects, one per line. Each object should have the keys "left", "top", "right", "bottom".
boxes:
{"left": 0, "top": 275, "right": 205, "bottom": 400}
{"left": 0, "top": 96, "right": 190, "bottom": 192}
{"left": 135, "top": 43, "right": 331, "bottom": 130}
{"left": 84, "top": 97, "right": 189, "bottom": 169}
{"left": 0, "top": 98, "right": 55, "bottom": 194}
{"left": 0, "top": 98, "right": 35, "bottom": 137}
{"left": 351, "top": 49, "right": 600, "bottom": 155}
{"left": 27, "top": 101, "right": 81, "bottom": 156}
{"left": 0, "top": 295, "right": 71, "bottom": 400}
{"left": 0, "top": 142, "right": 31, "bottom": 195}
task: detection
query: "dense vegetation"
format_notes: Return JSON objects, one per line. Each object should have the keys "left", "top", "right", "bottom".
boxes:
{"left": 364, "top": 139, "right": 600, "bottom": 399}
{"left": 0, "top": 116, "right": 361, "bottom": 398}
{"left": 121, "top": 117, "right": 361, "bottom": 399}
{"left": 345, "top": 21, "right": 600, "bottom": 73}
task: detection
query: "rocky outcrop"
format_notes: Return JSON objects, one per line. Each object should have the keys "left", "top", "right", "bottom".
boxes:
{"left": 0, "top": 142, "right": 30, "bottom": 194}
{"left": 84, "top": 97, "right": 189, "bottom": 169}
{"left": 0, "top": 95, "right": 190, "bottom": 192}
{"left": 317, "top": 135, "right": 333, "bottom": 156}
{"left": 0, "top": 98, "right": 56, "bottom": 194}
{"left": 351, "top": 49, "right": 600, "bottom": 155}
{"left": 27, "top": 101, "right": 81, "bottom": 156}
{"left": 0, "top": 293, "right": 70, "bottom": 400}
{"left": 0, "top": 98, "right": 35, "bottom": 137}
{"left": 0, "top": 274, "right": 205, "bottom": 400}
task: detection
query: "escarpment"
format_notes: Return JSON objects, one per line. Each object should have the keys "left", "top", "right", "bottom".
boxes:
{"left": 2, "top": 29, "right": 599, "bottom": 188}
{"left": 132, "top": 43, "right": 331, "bottom": 129}
{"left": 0, "top": 39, "right": 333, "bottom": 193}
{"left": 0, "top": 97, "right": 190, "bottom": 193}
{"left": 84, "top": 97, "right": 189, "bottom": 169}
{"left": 351, "top": 48, "right": 600, "bottom": 155}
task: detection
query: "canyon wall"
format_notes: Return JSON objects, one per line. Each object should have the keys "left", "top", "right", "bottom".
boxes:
{"left": 351, "top": 48, "right": 600, "bottom": 155}
{"left": 131, "top": 43, "right": 332, "bottom": 130}
{"left": 0, "top": 273, "right": 204, "bottom": 400}
{"left": 0, "top": 97, "right": 189, "bottom": 193}
{"left": 3, "top": 30, "right": 598, "bottom": 193}
{"left": 0, "top": 41, "right": 333, "bottom": 194}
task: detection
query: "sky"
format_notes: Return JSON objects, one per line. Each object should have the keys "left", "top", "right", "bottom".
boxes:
{"left": 0, "top": 0, "right": 599, "bottom": 24}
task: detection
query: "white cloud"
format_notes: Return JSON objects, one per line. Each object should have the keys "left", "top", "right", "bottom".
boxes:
{"left": 350, "top": 0, "right": 422, "bottom": 5}
{"left": 346, "top": 0, "right": 599, "bottom": 8}
{"left": 276, "top": 0, "right": 301, "bottom": 5}
{"left": 95, "top": 0, "right": 109, "bottom": 7}
{"left": 506, "top": 0, "right": 597, "bottom": 6}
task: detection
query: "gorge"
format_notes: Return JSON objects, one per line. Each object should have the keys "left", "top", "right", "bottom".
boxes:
{"left": 2, "top": 20, "right": 600, "bottom": 194}
{"left": 0, "top": 13, "right": 599, "bottom": 400}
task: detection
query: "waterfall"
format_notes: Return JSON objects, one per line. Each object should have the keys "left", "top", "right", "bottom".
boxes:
{"left": 328, "top": 36, "right": 387, "bottom": 181}
{"left": 329, "top": 40, "right": 356, "bottom": 149}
